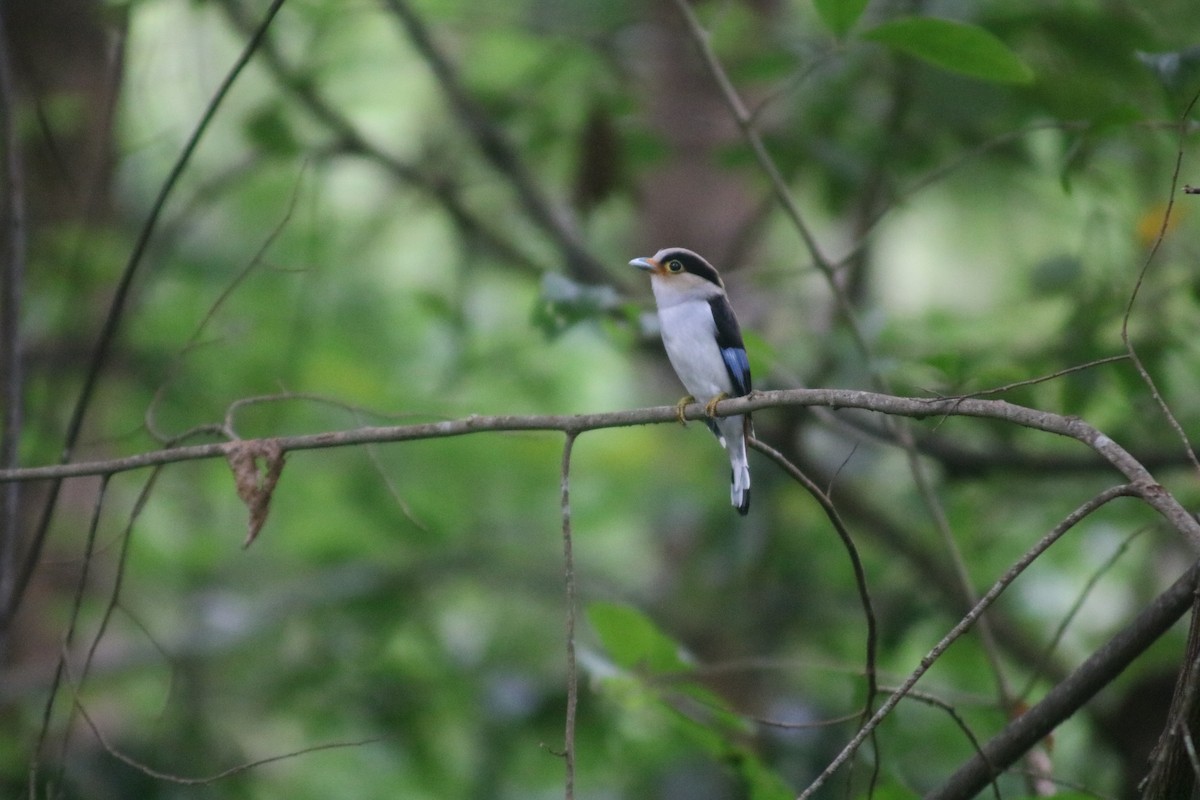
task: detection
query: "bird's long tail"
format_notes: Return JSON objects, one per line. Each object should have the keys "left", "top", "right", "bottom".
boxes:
{"left": 725, "top": 417, "right": 751, "bottom": 515}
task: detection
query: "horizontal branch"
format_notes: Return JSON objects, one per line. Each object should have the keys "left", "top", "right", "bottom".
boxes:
{"left": 1, "top": 388, "right": 1196, "bottom": 545}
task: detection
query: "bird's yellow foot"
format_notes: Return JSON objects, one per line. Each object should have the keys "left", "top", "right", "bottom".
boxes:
{"left": 704, "top": 392, "right": 729, "bottom": 417}
{"left": 675, "top": 395, "right": 696, "bottom": 426}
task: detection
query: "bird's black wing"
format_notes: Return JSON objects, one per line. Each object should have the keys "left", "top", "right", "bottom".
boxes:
{"left": 708, "top": 295, "right": 751, "bottom": 397}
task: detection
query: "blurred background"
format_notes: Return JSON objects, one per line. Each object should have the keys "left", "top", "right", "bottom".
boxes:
{"left": 3, "top": 0, "right": 1200, "bottom": 797}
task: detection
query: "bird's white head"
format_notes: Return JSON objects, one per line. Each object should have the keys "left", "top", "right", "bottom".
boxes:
{"left": 629, "top": 247, "right": 725, "bottom": 306}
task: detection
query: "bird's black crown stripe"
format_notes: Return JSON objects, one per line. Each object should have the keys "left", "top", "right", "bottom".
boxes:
{"left": 655, "top": 248, "right": 723, "bottom": 288}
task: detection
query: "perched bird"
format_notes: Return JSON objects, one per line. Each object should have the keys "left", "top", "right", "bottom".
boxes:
{"left": 630, "top": 247, "right": 752, "bottom": 515}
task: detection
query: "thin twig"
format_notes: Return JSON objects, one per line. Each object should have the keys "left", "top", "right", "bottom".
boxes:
{"left": 0, "top": 0, "right": 27, "bottom": 658}
{"left": 1119, "top": 86, "right": 1200, "bottom": 476}
{"left": 222, "top": 390, "right": 449, "bottom": 437}
{"left": 31, "top": 476, "right": 108, "bottom": 799}
{"left": 1017, "top": 526, "right": 1147, "bottom": 704}
{"left": 733, "top": 707, "right": 863, "bottom": 731}
{"left": 887, "top": 687, "right": 1001, "bottom": 800}
{"left": 42, "top": 467, "right": 164, "bottom": 799}
{"left": 818, "top": 350, "right": 1134, "bottom": 478}
{"left": 1139, "top": 587, "right": 1200, "bottom": 797}
{"left": 1183, "top": 723, "right": 1200, "bottom": 784}
{"left": 62, "top": 650, "right": 378, "bottom": 786}
{"left": 560, "top": 431, "right": 579, "bottom": 800}
{"left": 146, "top": 160, "right": 310, "bottom": 443}
{"left": 797, "top": 485, "right": 1138, "bottom": 800}
{"left": 941, "top": 354, "right": 1129, "bottom": 402}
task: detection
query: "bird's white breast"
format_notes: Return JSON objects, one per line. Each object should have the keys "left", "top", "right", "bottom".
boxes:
{"left": 656, "top": 299, "right": 733, "bottom": 402}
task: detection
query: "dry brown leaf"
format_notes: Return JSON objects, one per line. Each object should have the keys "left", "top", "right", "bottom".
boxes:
{"left": 225, "top": 439, "right": 286, "bottom": 547}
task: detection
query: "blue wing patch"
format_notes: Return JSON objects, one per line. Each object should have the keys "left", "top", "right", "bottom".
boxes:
{"left": 720, "top": 346, "right": 752, "bottom": 397}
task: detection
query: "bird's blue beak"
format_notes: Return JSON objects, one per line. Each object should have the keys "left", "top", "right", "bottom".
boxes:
{"left": 630, "top": 256, "right": 657, "bottom": 272}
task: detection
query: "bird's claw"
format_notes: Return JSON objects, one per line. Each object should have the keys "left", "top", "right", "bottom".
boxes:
{"left": 674, "top": 395, "right": 695, "bottom": 426}
{"left": 704, "top": 392, "right": 729, "bottom": 417}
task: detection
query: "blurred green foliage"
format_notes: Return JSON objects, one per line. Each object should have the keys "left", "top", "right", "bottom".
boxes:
{"left": 7, "top": 0, "right": 1200, "bottom": 798}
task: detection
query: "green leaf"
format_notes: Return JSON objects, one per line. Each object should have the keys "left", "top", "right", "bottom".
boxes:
{"left": 813, "top": 0, "right": 870, "bottom": 38}
{"left": 587, "top": 601, "right": 690, "bottom": 673}
{"left": 243, "top": 103, "right": 301, "bottom": 158}
{"left": 862, "top": 17, "right": 1034, "bottom": 84}
{"left": 1137, "top": 47, "right": 1200, "bottom": 111}
{"left": 532, "top": 273, "right": 623, "bottom": 337}
{"left": 1029, "top": 254, "right": 1082, "bottom": 294}
{"left": 740, "top": 750, "right": 796, "bottom": 800}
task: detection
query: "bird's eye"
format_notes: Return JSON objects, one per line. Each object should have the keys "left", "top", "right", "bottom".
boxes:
{"left": 667, "top": 259, "right": 684, "bottom": 273}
